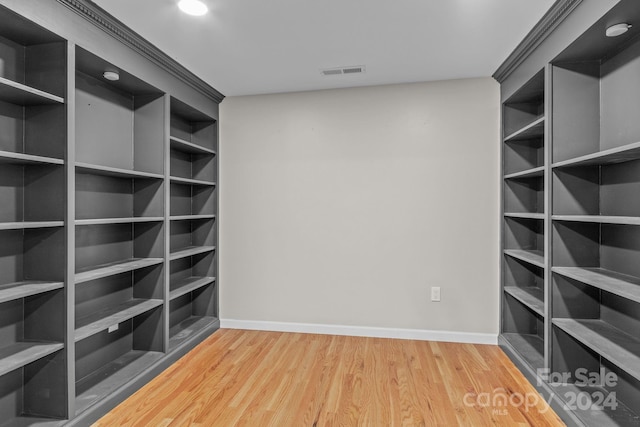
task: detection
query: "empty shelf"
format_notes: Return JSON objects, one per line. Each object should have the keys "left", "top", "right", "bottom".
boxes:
{"left": 75, "top": 217, "right": 164, "bottom": 226}
{"left": 169, "top": 316, "right": 218, "bottom": 350}
{"left": 504, "top": 116, "right": 545, "bottom": 142}
{"left": 0, "top": 76, "right": 64, "bottom": 105}
{"left": 504, "top": 286, "right": 544, "bottom": 317}
{"left": 552, "top": 215, "right": 640, "bottom": 226}
{"left": 75, "top": 162, "right": 164, "bottom": 180}
{"left": 503, "top": 166, "right": 545, "bottom": 180}
{"left": 501, "top": 333, "right": 544, "bottom": 370}
{"left": 503, "top": 249, "right": 544, "bottom": 268}
{"left": 0, "top": 281, "right": 64, "bottom": 304}
{"left": 553, "top": 319, "right": 640, "bottom": 382}
{"left": 75, "top": 257, "right": 164, "bottom": 284}
{"left": 553, "top": 141, "right": 640, "bottom": 168}
{"left": 170, "top": 246, "right": 215, "bottom": 261}
{"left": 170, "top": 214, "right": 216, "bottom": 221}
{"left": 0, "top": 150, "right": 64, "bottom": 166}
{"left": 170, "top": 176, "right": 215, "bottom": 186}
{"left": 0, "top": 342, "right": 64, "bottom": 377}
{"left": 503, "top": 212, "right": 544, "bottom": 220}
{"left": 170, "top": 136, "right": 216, "bottom": 155}
{"left": 75, "top": 350, "right": 163, "bottom": 415}
{"left": 170, "top": 276, "right": 216, "bottom": 300}
{"left": 0, "top": 221, "right": 64, "bottom": 230}
{"left": 75, "top": 298, "right": 163, "bottom": 342}
{"left": 552, "top": 267, "right": 640, "bottom": 304}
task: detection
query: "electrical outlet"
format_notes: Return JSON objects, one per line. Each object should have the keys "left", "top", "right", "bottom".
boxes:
{"left": 108, "top": 324, "right": 119, "bottom": 333}
{"left": 431, "top": 286, "right": 441, "bottom": 302}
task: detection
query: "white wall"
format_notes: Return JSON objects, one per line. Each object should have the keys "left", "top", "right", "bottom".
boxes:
{"left": 219, "top": 78, "right": 500, "bottom": 340}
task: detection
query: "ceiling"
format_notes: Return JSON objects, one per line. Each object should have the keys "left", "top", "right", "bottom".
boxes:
{"left": 92, "top": 0, "right": 555, "bottom": 97}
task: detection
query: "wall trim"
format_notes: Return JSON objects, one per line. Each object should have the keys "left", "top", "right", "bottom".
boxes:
{"left": 56, "top": 0, "right": 225, "bottom": 103}
{"left": 221, "top": 319, "right": 498, "bottom": 345}
{"left": 493, "top": 0, "right": 583, "bottom": 83}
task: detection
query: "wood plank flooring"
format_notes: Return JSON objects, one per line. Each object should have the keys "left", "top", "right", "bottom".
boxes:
{"left": 94, "top": 329, "right": 565, "bottom": 426}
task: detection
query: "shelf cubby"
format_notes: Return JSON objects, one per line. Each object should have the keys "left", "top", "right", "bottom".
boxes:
{"left": 503, "top": 292, "right": 545, "bottom": 370}
{"left": 504, "top": 137, "right": 545, "bottom": 177}
{"left": 170, "top": 217, "right": 215, "bottom": 258}
{"left": 503, "top": 69, "right": 544, "bottom": 139}
{"left": 75, "top": 169, "right": 164, "bottom": 222}
{"left": 503, "top": 217, "right": 544, "bottom": 267}
{"left": 504, "top": 175, "right": 544, "bottom": 214}
{"left": 169, "top": 283, "right": 217, "bottom": 351}
{"left": 75, "top": 46, "right": 164, "bottom": 176}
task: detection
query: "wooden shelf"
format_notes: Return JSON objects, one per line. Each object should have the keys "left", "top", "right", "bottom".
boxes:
{"left": 504, "top": 116, "right": 544, "bottom": 142}
{"left": 552, "top": 215, "right": 640, "bottom": 226}
{"left": 75, "top": 298, "right": 163, "bottom": 342}
{"left": 170, "top": 176, "right": 216, "bottom": 187}
{"left": 75, "top": 217, "right": 164, "bottom": 226}
{"left": 553, "top": 141, "right": 640, "bottom": 168}
{"left": 503, "top": 166, "right": 545, "bottom": 180}
{"left": 0, "top": 281, "right": 64, "bottom": 304}
{"left": 169, "top": 316, "right": 218, "bottom": 350}
{"left": 75, "top": 350, "right": 163, "bottom": 415}
{"left": 75, "top": 257, "right": 164, "bottom": 284}
{"left": 0, "top": 76, "right": 64, "bottom": 105}
{"left": 503, "top": 249, "right": 544, "bottom": 268}
{"left": 552, "top": 267, "right": 640, "bottom": 304}
{"left": 553, "top": 318, "right": 640, "bottom": 382}
{"left": 501, "top": 333, "right": 544, "bottom": 370}
{"left": 170, "top": 246, "right": 215, "bottom": 261}
{"left": 504, "top": 286, "right": 544, "bottom": 317}
{"left": 0, "top": 342, "right": 64, "bottom": 377}
{"left": 0, "top": 221, "right": 64, "bottom": 230}
{"left": 170, "top": 214, "right": 216, "bottom": 221}
{"left": 503, "top": 212, "right": 544, "bottom": 220}
{"left": 76, "top": 162, "right": 164, "bottom": 180}
{"left": 170, "top": 136, "right": 216, "bottom": 155}
{"left": 0, "top": 150, "right": 64, "bottom": 166}
{"left": 170, "top": 276, "right": 215, "bottom": 301}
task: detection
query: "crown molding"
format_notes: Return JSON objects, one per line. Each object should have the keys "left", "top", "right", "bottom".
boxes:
{"left": 56, "top": 0, "right": 225, "bottom": 103}
{"left": 493, "top": 0, "right": 583, "bottom": 83}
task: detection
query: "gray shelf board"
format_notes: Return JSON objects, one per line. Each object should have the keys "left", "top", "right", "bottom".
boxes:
{"left": 550, "top": 383, "right": 640, "bottom": 427}
{"left": 0, "top": 280, "right": 64, "bottom": 304}
{"left": 75, "top": 162, "right": 164, "bottom": 180}
{"left": 169, "top": 316, "right": 219, "bottom": 350}
{"left": 552, "top": 215, "right": 640, "bottom": 226}
{"left": 0, "top": 221, "right": 64, "bottom": 230}
{"left": 169, "top": 245, "right": 216, "bottom": 261}
{"left": 170, "top": 214, "right": 216, "bottom": 221}
{"left": 0, "top": 342, "right": 64, "bottom": 377}
{"left": 75, "top": 257, "right": 164, "bottom": 284}
{"left": 75, "top": 298, "right": 163, "bottom": 342}
{"left": 553, "top": 141, "right": 640, "bottom": 169}
{"left": 0, "top": 150, "right": 64, "bottom": 166}
{"left": 503, "top": 212, "right": 545, "bottom": 220}
{"left": 503, "top": 249, "right": 545, "bottom": 268}
{"left": 170, "top": 276, "right": 216, "bottom": 301}
{"left": 75, "top": 217, "right": 164, "bottom": 226}
{"left": 75, "top": 350, "right": 164, "bottom": 415}
{"left": 0, "top": 76, "right": 64, "bottom": 105}
{"left": 170, "top": 136, "right": 216, "bottom": 155}
{"left": 553, "top": 318, "right": 640, "bottom": 382}
{"left": 0, "top": 417, "right": 65, "bottom": 427}
{"left": 552, "top": 267, "right": 640, "bottom": 305}
{"left": 501, "top": 333, "right": 544, "bottom": 370}
{"left": 504, "top": 286, "right": 544, "bottom": 317}
{"left": 504, "top": 116, "right": 545, "bottom": 142}
{"left": 169, "top": 176, "right": 216, "bottom": 187}
{"left": 503, "top": 166, "right": 545, "bottom": 180}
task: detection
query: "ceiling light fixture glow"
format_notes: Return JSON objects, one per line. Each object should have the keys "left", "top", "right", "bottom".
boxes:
{"left": 606, "top": 23, "right": 631, "bottom": 37}
{"left": 178, "top": 0, "right": 208, "bottom": 16}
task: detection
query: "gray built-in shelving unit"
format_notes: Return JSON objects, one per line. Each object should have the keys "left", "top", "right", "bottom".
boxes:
{"left": 0, "top": 1, "right": 222, "bottom": 425}
{"left": 498, "top": 0, "right": 640, "bottom": 425}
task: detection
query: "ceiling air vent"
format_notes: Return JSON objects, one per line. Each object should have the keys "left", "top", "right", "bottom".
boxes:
{"left": 321, "top": 65, "right": 366, "bottom": 76}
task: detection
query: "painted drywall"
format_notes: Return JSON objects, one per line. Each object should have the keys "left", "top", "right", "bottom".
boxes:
{"left": 219, "top": 78, "right": 500, "bottom": 336}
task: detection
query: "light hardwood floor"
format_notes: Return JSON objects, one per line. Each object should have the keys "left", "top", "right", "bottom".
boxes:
{"left": 94, "top": 329, "right": 564, "bottom": 426}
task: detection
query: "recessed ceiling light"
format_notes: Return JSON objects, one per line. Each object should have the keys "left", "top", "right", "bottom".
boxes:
{"left": 103, "top": 71, "right": 120, "bottom": 81}
{"left": 606, "top": 23, "right": 631, "bottom": 37}
{"left": 178, "top": 0, "right": 208, "bottom": 16}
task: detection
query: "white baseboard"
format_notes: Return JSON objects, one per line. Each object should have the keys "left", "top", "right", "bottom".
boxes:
{"left": 220, "top": 319, "right": 498, "bottom": 345}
